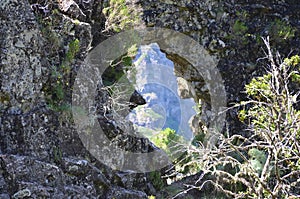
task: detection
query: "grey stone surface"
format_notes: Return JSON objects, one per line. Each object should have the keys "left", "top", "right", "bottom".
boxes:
{"left": 0, "top": 0, "right": 154, "bottom": 198}
{"left": 0, "top": 0, "right": 299, "bottom": 198}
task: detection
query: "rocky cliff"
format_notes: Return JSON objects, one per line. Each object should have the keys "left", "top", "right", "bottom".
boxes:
{"left": 0, "top": 0, "right": 152, "bottom": 198}
{"left": 138, "top": 0, "right": 300, "bottom": 135}
{"left": 0, "top": 0, "right": 299, "bottom": 198}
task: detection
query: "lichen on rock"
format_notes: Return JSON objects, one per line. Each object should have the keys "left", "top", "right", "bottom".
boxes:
{"left": 1, "top": 0, "right": 300, "bottom": 198}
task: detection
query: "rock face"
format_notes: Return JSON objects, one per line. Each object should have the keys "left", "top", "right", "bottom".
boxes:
{"left": 0, "top": 154, "right": 149, "bottom": 198}
{"left": 0, "top": 0, "right": 153, "bottom": 198}
{"left": 0, "top": 0, "right": 300, "bottom": 198}
{"left": 137, "top": 0, "right": 300, "bottom": 135}
{"left": 0, "top": 0, "right": 50, "bottom": 158}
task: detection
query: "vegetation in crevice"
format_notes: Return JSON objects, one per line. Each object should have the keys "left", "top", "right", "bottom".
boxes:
{"left": 35, "top": 6, "right": 82, "bottom": 116}
{"left": 232, "top": 20, "right": 248, "bottom": 36}
{"left": 225, "top": 10, "right": 251, "bottom": 46}
{"left": 43, "top": 39, "right": 80, "bottom": 113}
{"left": 268, "top": 19, "right": 296, "bottom": 42}
{"left": 150, "top": 128, "right": 202, "bottom": 180}
{"left": 102, "top": 0, "right": 142, "bottom": 33}
{"left": 148, "top": 171, "right": 165, "bottom": 191}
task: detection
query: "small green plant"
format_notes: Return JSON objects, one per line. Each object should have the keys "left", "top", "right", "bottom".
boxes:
{"left": 44, "top": 39, "right": 80, "bottom": 112}
{"left": 229, "top": 19, "right": 249, "bottom": 44}
{"left": 245, "top": 74, "right": 272, "bottom": 100}
{"left": 269, "top": 19, "right": 296, "bottom": 41}
{"left": 233, "top": 20, "right": 248, "bottom": 35}
{"left": 285, "top": 55, "right": 300, "bottom": 83}
{"left": 150, "top": 128, "right": 184, "bottom": 157}
{"left": 103, "top": 0, "right": 141, "bottom": 32}
{"left": 149, "top": 171, "right": 165, "bottom": 191}
{"left": 236, "top": 10, "right": 249, "bottom": 19}
{"left": 65, "top": 39, "right": 80, "bottom": 64}
{"left": 151, "top": 128, "right": 201, "bottom": 175}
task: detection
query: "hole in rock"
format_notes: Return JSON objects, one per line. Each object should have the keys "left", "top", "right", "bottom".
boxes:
{"left": 126, "top": 43, "right": 197, "bottom": 141}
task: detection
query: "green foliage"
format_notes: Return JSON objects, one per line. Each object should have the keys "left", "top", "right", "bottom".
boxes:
{"left": 151, "top": 128, "right": 181, "bottom": 164}
{"left": 245, "top": 74, "right": 272, "bottom": 100}
{"left": 238, "top": 109, "right": 247, "bottom": 122}
{"left": 151, "top": 128, "right": 201, "bottom": 175}
{"left": 269, "top": 19, "right": 296, "bottom": 41}
{"left": 39, "top": 19, "right": 80, "bottom": 115}
{"left": 103, "top": 0, "right": 140, "bottom": 32}
{"left": 191, "top": 133, "right": 205, "bottom": 147}
{"left": 192, "top": 102, "right": 202, "bottom": 115}
{"left": 102, "top": 65, "right": 125, "bottom": 86}
{"left": 228, "top": 19, "right": 250, "bottom": 45}
{"left": 66, "top": 39, "right": 80, "bottom": 63}
{"left": 285, "top": 55, "right": 300, "bottom": 83}
{"left": 193, "top": 41, "right": 300, "bottom": 198}
{"left": 150, "top": 128, "right": 183, "bottom": 157}
{"left": 149, "top": 171, "right": 165, "bottom": 191}
{"left": 233, "top": 20, "right": 248, "bottom": 35}
{"left": 127, "top": 44, "right": 138, "bottom": 57}
{"left": 242, "top": 55, "right": 300, "bottom": 134}
{"left": 235, "top": 48, "right": 300, "bottom": 197}
{"left": 44, "top": 39, "right": 80, "bottom": 112}
{"left": 136, "top": 106, "right": 163, "bottom": 120}
{"left": 123, "top": 44, "right": 138, "bottom": 66}
{"left": 284, "top": 55, "right": 300, "bottom": 67}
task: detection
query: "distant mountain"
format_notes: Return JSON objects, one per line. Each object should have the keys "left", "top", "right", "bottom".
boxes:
{"left": 127, "top": 43, "right": 196, "bottom": 141}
